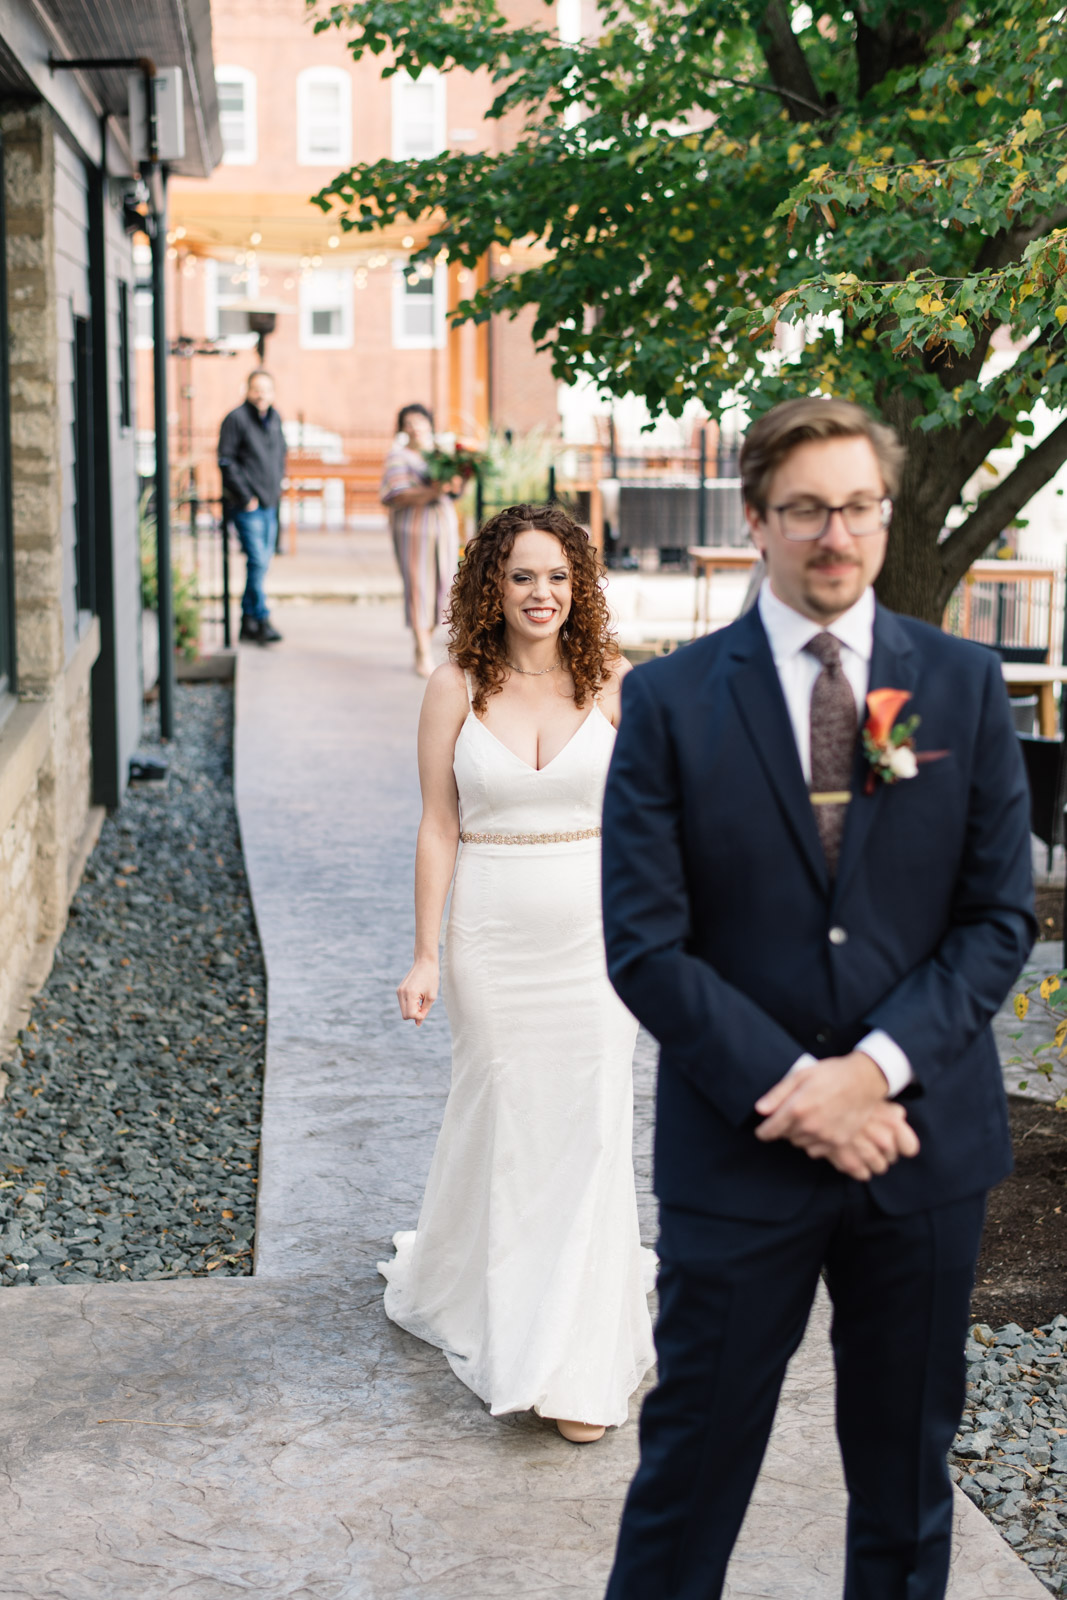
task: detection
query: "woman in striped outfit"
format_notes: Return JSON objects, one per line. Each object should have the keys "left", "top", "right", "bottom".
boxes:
{"left": 380, "top": 404, "right": 461, "bottom": 678}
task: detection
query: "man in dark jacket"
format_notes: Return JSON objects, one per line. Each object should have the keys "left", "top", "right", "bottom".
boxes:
{"left": 601, "top": 397, "right": 1034, "bottom": 1600}
{"left": 218, "top": 370, "right": 287, "bottom": 644}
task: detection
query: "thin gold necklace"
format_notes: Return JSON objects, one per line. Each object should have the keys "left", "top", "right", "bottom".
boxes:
{"left": 507, "top": 658, "right": 561, "bottom": 676}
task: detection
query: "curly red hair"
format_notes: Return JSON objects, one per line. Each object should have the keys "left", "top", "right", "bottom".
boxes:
{"left": 448, "top": 502, "right": 619, "bottom": 715}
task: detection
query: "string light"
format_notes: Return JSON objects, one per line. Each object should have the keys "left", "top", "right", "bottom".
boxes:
{"left": 250, "top": 230, "right": 262, "bottom": 245}
{"left": 402, "top": 234, "right": 414, "bottom": 248}
{"left": 328, "top": 235, "right": 340, "bottom": 249}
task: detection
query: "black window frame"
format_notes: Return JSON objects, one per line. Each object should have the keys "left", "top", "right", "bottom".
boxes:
{"left": 72, "top": 312, "right": 95, "bottom": 618}
{"left": 117, "top": 277, "right": 132, "bottom": 431}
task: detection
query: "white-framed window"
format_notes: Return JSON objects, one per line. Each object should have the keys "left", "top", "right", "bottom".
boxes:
{"left": 133, "top": 242, "right": 153, "bottom": 348}
{"left": 392, "top": 262, "right": 446, "bottom": 349}
{"left": 204, "top": 258, "right": 260, "bottom": 348}
{"left": 215, "top": 66, "right": 257, "bottom": 164}
{"left": 299, "top": 268, "right": 354, "bottom": 349}
{"left": 391, "top": 68, "right": 446, "bottom": 160}
{"left": 296, "top": 67, "right": 352, "bottom": 165}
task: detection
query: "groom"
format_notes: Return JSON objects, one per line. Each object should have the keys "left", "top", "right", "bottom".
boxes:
{"left": 601, "top": 396, "right": 1035, "bottom": 1600}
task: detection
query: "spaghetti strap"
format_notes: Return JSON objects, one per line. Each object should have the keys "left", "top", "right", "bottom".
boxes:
{"left": 463, "top": 670, "right": 475, "bottom": 708}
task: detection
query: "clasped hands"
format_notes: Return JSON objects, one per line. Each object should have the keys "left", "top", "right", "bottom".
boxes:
{"left": 754, "top": 1052, "right": 919, "bottom": 1181}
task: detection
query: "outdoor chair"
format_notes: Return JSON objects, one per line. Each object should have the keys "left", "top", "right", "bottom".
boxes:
{"left": 1017, "top": 732, "right": 1067, "bottom": 872}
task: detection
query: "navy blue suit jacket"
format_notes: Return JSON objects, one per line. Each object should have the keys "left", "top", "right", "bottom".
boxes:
{"left": 601, "top": 601, "right": 1036, "bottom": 1220}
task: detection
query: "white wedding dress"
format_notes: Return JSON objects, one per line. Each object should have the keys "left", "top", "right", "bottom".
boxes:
{"left": 380, "top": 677, "right": 655, "bottom": 1426}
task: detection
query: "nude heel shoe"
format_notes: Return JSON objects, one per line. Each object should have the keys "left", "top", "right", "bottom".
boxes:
{"left": 555, "top": 1419, "right": 607, "bottom": 1443}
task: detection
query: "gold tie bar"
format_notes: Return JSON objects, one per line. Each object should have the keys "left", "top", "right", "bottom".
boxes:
{"left": 809, "top": 791, "right": 852, "bottom": 805}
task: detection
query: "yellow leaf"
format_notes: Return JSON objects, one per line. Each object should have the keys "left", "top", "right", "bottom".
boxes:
{"left": 907, "top": 108, "right": 928, "bottom": 122}
{"left": 952, "top": 315, "right": 967, "bottom": 329}
{"left": 1040, "top": 975, "right": 1061, "bottom": 1000}
{"left": 862, "top": 327, "right": 877, "bottom": 341}
{"left": 787, "top": 142, "right": 804, "bottom": 166}
{"left": 1055, "top": 306, "right": 1067, "bottom": 327}
{"left": 1054, "top": 1020, "right": 1067, "bottom": 1048}
{"left": 976, "top": 87, "right": 994, "bottom": 106}
{"left": 808, "top": 163, "right": 830, "bottom": 181}
{"left": 916, "top": 294, "right": 945, "bottom": 315}
{"left": 871, "top": 174, "right": 889, "bottom": 193}
{"left": 1022, "top": 109, "right": 1043, "bottom": 128}
{"left": 1014, "top": 993, "right": 1030, "bottom": 1020}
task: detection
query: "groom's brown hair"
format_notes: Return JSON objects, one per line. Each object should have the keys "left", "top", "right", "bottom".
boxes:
{"left": 740, "top": 397, "right": 904, "bottom": 515}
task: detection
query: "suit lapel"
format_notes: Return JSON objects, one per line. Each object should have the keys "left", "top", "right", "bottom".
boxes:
{"left": 832, "top": 603, "right": 920, "bottom": 900}
{"left": 721, "top": 610, "right": 830, "bottom": 894}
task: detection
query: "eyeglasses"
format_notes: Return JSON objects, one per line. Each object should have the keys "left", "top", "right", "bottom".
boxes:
{"left": 768, "top": 496, "right": 893, "bottom": 542}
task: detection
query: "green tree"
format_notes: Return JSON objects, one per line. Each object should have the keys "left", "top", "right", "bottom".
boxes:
{"left": 311, "top": 0, "right": 1067, "bottom": 620}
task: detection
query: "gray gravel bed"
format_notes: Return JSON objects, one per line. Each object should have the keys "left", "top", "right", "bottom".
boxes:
{"left": 952, "top": 1317, "right": 1067, "bottom": 1593}
{"left": 0, "top": 684, "right": 264, "bottom": 1287}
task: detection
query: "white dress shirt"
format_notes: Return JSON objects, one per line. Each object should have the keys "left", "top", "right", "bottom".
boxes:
{"left": 756, "top": 580, "right": 914, "bottom": 1098}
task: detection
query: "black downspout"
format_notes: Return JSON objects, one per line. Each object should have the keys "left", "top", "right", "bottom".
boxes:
{"left": 87, "top": 138, "right": 119, "bottom": 806}
{"left": 150, "top": 178, "right": 175, "bottom": 741}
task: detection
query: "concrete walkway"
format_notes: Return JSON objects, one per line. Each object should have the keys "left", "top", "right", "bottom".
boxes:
{"left": 0, "top": 603, "right": 1047, "bottom": 1598}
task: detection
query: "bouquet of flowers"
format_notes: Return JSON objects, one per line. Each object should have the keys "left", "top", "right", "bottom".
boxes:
{"left": 422, "top": 432, "right": 487, "bottom": 484}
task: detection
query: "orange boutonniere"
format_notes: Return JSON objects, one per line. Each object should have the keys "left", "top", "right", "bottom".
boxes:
{"left": 862, "top": 689, "right": 920, "bottom": 792}
{"left": 862, "top": 689, "right": 948, "bottom": 793}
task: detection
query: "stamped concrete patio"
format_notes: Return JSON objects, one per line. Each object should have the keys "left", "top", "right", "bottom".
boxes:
{"left": 0, "top": 603, "right": 1048, "bottom": 1598}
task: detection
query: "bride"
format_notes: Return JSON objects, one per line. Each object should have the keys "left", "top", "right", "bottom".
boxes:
{"left": 385, "top": 501, "right": 655, "bottom": 1443}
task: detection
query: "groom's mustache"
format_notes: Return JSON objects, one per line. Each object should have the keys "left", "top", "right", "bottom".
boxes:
{"left": 806, "top": 552, "right": 863, "bottom": 569}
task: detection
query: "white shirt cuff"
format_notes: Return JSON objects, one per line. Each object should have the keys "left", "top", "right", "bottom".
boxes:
{"left": 787, "top": 1053, "right": 818, "bottom": 1075}
{"left": 787, "top": 1035, "right": 913, "bottom": 1098}
{"left": 856, "top": 1029, "right": 914, "bottom": 1097}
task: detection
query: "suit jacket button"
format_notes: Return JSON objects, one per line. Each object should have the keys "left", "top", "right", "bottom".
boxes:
{"left": 815, "top": 1030, "right": 829, "bottom": 1045}
{"left": 828, "top": 926, "right": 848, "bottom": 946}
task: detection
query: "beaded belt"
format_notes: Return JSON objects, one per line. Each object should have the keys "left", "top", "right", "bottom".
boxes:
{"left": 460, "top": 827, "right": 602, "bottom": 845}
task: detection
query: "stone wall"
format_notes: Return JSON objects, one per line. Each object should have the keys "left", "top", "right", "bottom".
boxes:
{"left": 2, "top": 103, "right": 64, "bottom": 697}
{"left": 0, "top": 101, "right": 102, "bottom": 1060}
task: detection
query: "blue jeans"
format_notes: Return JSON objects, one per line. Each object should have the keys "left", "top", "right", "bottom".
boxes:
{"left": 232, "top": 505, "right": 278, "bottom": 620}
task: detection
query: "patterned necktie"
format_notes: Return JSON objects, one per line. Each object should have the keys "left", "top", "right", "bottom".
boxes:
{"left": 805, "top": 631, "right": 857, "bottom": 876}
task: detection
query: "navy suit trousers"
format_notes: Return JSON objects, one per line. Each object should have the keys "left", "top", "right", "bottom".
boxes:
{"left": 605, "top": 1183, "right": 986, "bottom": 1600}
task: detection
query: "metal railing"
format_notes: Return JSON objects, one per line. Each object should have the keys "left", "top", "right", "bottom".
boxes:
{"left": 944, "top": 559, "right": 1065, "bottom": 664}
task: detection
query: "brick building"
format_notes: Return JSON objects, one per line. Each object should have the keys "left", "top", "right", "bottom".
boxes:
{"left": 158, "top": 0, "right": 561, "bottom": 497}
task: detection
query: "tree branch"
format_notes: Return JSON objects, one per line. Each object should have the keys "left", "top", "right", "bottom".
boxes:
{"left": 705, "top": 73, "right": 830, "bottom": 118}
{"left": 938, "top": 417, "right": 1067, "bottom": 596}
{"left": 754, "top": 1, "right": 828, "bottom": 125}
{"left": 973, "top": 205, "right": 1067, "bottom": 277}
{"left": 854, "top": 1, "right": 963, "bottom": 100}
{"left": 943, "top": 318, "right": 1067, "bottom": 487}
